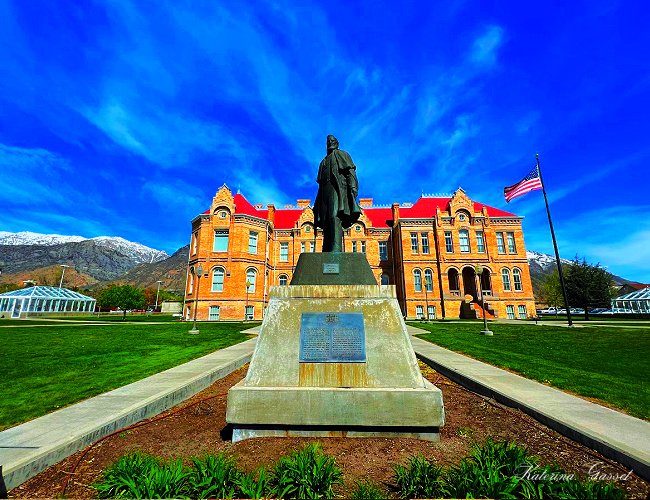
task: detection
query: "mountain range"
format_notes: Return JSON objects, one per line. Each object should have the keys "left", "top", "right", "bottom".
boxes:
{"left": 0, "top": 232, "right": 642, "bottom": 296}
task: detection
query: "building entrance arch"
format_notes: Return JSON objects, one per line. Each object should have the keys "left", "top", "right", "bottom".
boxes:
{"left": 462, "top": 267, "right": 477, "bottom": 301}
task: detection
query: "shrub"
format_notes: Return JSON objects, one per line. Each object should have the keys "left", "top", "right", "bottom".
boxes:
{"left": 93, "top": 452, "right": 190, "bottom": 499}
{"left": 350, "top": 479, "right": 387, "bottom": 499}
{"left": 271, "top": 443, "right": 343, "bottom": 499}
{"left": 392, "top": 454, "right": 444, "bottom": 499}
{"left": 188, "top": 454, "right": 241, "bottom": 499}
{"left": 235, "top": 467, "right": 272, "bottom": 499}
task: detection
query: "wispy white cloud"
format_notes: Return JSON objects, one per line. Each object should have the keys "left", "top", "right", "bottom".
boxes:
{"left": 470, "top": 25, "right": 505, "bottom": 66}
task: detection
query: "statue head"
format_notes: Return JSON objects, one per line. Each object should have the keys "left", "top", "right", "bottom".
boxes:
{"left": 326, "top": 135, "right": 339, "bottom": 153}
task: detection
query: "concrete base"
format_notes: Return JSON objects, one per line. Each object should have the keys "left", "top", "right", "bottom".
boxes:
{"left": 232, "top": 426, "right": 440, "bottom": 443}
{"left": 226, "top": 284, "right": 445, "bottom": 440}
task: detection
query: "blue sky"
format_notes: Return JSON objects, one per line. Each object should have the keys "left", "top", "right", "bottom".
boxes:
{"left": 1, "top": 0, "right": 648, "bottom": 281}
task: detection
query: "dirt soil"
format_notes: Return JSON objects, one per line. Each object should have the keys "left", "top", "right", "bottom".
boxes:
{"left": 10, "top": 363, "right": 650, "bottom": 499}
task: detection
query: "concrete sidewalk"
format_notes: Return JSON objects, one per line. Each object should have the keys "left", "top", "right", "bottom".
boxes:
{"left": 0, "top": 338, "right": 257, "bottom": 490}
{"left": 407, "top": 325, "right": 650, "bottom": 481}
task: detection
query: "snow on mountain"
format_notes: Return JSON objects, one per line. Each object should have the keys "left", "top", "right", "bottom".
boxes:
{"left": 0, "top": 231, "right": 86, "bottom": 246}
{"left": 526, "top": 250, "right": 571, "bottom": 270}
{"left": 0, "top": 231, "right": 168, "bottom": 264}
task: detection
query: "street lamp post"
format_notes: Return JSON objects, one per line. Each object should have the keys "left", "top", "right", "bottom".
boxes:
{"left": 154, "top": 280, "right": 163, "bottom": 313}
{"left": 189, "top": 265, "right": 203, "bottom": 335}
{"left": 245, "top": 279, "right": 251, "bottom": 320}
{"left": 475, "top": 264, "right": 493, "bottom": 336}
{"left": 59, "top": 264, "right": 70, "bottom": 288}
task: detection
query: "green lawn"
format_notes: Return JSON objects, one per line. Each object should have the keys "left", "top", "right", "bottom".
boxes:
{"left": 411, "top": 321, "right": 650, "bottom": 420}
{"left": 0, "top": 321, "right": 257, "bottom": 430}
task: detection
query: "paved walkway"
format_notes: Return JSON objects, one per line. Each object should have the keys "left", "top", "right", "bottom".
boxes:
{"left": 2, "top": 324, "right": 649, "bottom": 491}
{"left": 0, "top": 338, "right": 257, "bottom": 490}
{"left": 406, "top": 325, "right": 650, "bottom": 480}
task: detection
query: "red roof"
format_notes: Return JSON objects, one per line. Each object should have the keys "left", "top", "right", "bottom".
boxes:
{"left": 202, "top": 193, "right": 517, "bottom": 229}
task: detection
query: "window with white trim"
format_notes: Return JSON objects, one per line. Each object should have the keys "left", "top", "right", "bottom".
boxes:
{"left": 192, "top": 231, "right": 198, "bottom": 255}
{"left": 213, "top": 230, "right": 229, "bottom": 252}
{"left": 424, "top": 269, "right": 433, "bottom": 291}
{"left": 496, "top": 232, "right": 505, "bottom": 254}
{"left": 246, "top": 269, "right": 257, "bottom": 293}
{"left": 379, "top": 241, "right": 388, "bottom": 261}
{"left": 445, "top": 231, "right": 453, "bottom": 252}
{"left": 209, "top": 306, "right": 220, "bottom": 321}
{"left": 518, "top": 305, "right": 527, "bottom": 319}
{"left": 352, "top": 241, "right": 358, "bottom": 253}
{"left": 188, "top": 272, "right": 194, "bottom": 294}
{"left": 361, "top": 241, "right": 366, "bottom": 253}
{"left": 280, "top": 242, "right": 288, "bottom": 262}
{"left": 248, "top": 231, "right": 258, "bottom": 254}
{"left": 506, "top": 305, "right": 515, "bottom": 319}
{"left": 513, "top": 268, "right": 523, "bottom": 291}
{"left": 459, "top": 230, "right": 470, "bottom": 253}
{"left": 502, "top": 268, "right": 511, "bottom": 291}
{"left": 245, "top": 305, "right": 254, "bottom": 320}
{"left": 421, "top": 233, "right": 430, "bottom": 254}
{"left": 476, "top": 231, "right": 485, "bottom": 253}
{"left": 301, "top": 242, "right": 306, "bottom": 253}
{"left": 414, "top": 269, "right": 422, "bottom": 292}
{"left": 416, "top": 305, "right": 424, "bottom": 319}
{"left": 427, "top": 305, "right": 436, "bottom": 319}
{"left": 411, "top": 232, "right": 419, "bottom": 253}
{"left": 507, "top": 232, "right": 516, "bottom": 253}
{"left": 279, "top": 274, "right": 288, "bottom": 286}
{"left": 211, "top": 267, "right": 224, "bottom": 292}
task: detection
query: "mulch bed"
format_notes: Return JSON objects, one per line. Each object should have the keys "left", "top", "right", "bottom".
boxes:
{"left": 10, "top": 363, "right": 650, "bottom": 499}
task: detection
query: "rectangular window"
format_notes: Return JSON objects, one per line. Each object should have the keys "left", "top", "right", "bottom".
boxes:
{"left": 309, "top": 241, "right": 314, "bottom": 253}
{"left": 211, "top": 269, "right": 224, "bottom": 292}
{"left": 459, "top": 230, "right": 470, "bottom": 253}
{"left": 444, "top": 231, "right": 454, "bottom": 252}
{"left": 352, "top": 241, "right": 358, "bottom": 253}
{"left": 248, "top": 231, "right": 258, "bottom": 254}
{"left": 416, "top": 305, "right": 424, "bottom": 320}
{"left": 411, "top": 232, "right": 419, "bottom": 253}
{"left": 427, "top": 305, "right": 436, "bottom": 319}
{"left": 209, "top": 306, "right": 220, "bottom": 321}
{"left": 507, "top": 232, "right": 516, "bottom": 253}
{"left": 476, "top": 231, "right": 485, "bottom": 253}
{"left": 361, "top": 241, "right": 366, "bottom": 253}
{"left": 496, "top": 232, "right": 505, "bottom": 254}
{"left": 213, "top": 230, "right": 229, "bottom": 252}
{"left": 379, "top": 241, "right": 388, "bottom": 261}
{"left": 506, "top": 305, "right": 515, "bottom": 319}
{"left": 188, "top": 273, "right": 194, "bottom": 294}
{"left": 421, "top": 233, "right": 430, "bottom": 254}
{"left": 245, "top": 305, "right": 254, "bottom": 320}
{"left": 280, "top": 242, "right": 289, "bottom": 262}
{"left": 301, "top": 242, "right": 306, "bottom": 253}
{"left": 192, "top": 231, "right": 198, "bottom": 254}
{"left": 518, "top": 305, "right": 527, "bottom": 319}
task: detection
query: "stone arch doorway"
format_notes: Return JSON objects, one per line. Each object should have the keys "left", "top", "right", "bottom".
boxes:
{"left": 462, "top": 267, "right": 477, "bottom": 302}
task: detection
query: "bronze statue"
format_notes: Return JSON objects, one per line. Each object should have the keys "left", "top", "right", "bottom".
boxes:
{"left": 313, "top": 135, "right": 362, "bottom": 252}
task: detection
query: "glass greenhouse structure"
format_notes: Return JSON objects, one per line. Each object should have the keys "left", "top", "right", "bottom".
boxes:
{"left": 612, "top": 287, "right": 650, "bottom": 314}
{"left": 0, "top": 286, "right": 96, "bottom": 318}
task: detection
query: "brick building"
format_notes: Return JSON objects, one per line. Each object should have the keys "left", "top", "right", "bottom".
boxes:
{"left": 184, "top": 184, "right": 535, "bottom": 321}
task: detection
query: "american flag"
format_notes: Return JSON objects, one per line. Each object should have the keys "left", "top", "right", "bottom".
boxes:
{"left": 504, "top": 166, "right": 543, "bottom": 202}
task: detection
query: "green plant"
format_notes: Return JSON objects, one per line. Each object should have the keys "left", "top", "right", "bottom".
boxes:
{"left": 93, "top": 452, "right": 190, "bottom": 499}
{"left": 236, "top": 467, "right": 272, "bottom": 499}
{"left": 188, "top": 454, "right": 241, "bottom": 499}
{"left": 350, "top": 479, "right": 386, "bottom": 499}
{"left": 392, "top": 454, "right": 444, "bottom": 499}
{"left": 271, "top": 443, "right": 343, "bottom": 499}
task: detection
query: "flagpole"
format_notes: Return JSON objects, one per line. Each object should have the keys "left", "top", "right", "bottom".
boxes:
{"left": 536, "top": 154, "right": 573, "bottom": 327}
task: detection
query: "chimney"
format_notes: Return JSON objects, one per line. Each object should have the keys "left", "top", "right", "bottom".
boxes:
{"left": 391, "top": 203, "right": 400, "bottom": 227}
{"left": 359, "top": 198, "right": 373, "bottom": 208}
{"left": 267, "top": 204, "right": 276, "bottom": 226}
{"left": 297, "top": 199, "right": 311, "bottom": 208}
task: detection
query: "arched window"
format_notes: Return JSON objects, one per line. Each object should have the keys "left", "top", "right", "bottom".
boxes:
{"left": 380, "top": 273, "right": 390, "bottom": 286}
{"left": 211, "top": 267, "right": 225, "bottom": 292}
{"left": 246, "top": 269, "right": 257, "bottom": 293}
{"left": 424, "top": 269, "right": 433, "bottom": 291}
{"left": 279, "top": 274, "right": 288, "bottom": 286}
{"left": 513, "top": 268, "right": 523, "bottom": 291}
{"left": 413, "top": 269, "right": 422, "bottom": 292}
{"left": 502, "top": 268, "right": 512, "bottom": 292}
{"left": 188, "top": 272, "right": 194, "bottom": 294}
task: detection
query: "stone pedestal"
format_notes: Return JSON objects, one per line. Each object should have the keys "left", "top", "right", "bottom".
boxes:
{"left": 226, "top": 283, "right": 445, "bottom": 441}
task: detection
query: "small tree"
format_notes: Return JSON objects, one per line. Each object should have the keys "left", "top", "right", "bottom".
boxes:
{"left": 564, "top": 257, "right": 613, "bottom": 320}
{"left": 538, "top": 271, "right": 563, "bottom": 312}
{"left": 97, "top": 285, "right": 146, "bottom": 320}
